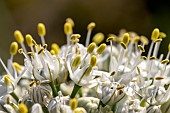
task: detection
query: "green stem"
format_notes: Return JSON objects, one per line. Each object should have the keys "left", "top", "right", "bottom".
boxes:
{"left": 10, "top": 92, "right": 19, "bottom": 102}
{"left": 49, "top": 81, "right": 58, "bottom": 97}
{"left": 78, "top": 87, "right": 83, "bottom": 97}
{"left": 112, "top": 104, "right": 117, "bottom": 112}
{"left": 70, "top": 84, "right": 81, "bottom": 98}
{"left": 42, "top": 105, "right": 49, "bottom": 113}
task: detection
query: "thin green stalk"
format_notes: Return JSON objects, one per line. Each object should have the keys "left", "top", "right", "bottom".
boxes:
{"left": 49, "top": 81, "right": 58, "bottom": 97}
{"left": 10, "top": 92, "right": 19, "bottom": 102}
{"left": 70, "top": 84, "right": 81, "bottom": 98}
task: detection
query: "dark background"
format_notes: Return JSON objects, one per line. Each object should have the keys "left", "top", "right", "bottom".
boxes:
{"left": 0, "top": 0, "right": 170, "bottom": 72}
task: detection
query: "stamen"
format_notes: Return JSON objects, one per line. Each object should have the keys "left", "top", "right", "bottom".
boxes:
{"left": 14, "top": 30, "right": 27, "bottom": 53}
{"left": 18, "top": 103, "right": 28, "bottom": 113}
{"left": 120, "top": 33, "right": 130, "bottom": 49}
{"left": 90, "top": 55, "right": 97, "bottom": 67}
{"left": 92, "top": 32, "right": 104, "bottom": 45}
{"left": 96, "top": 43, "right": 106, "bottom": 54}
{"left": 27, "top": 52, "right": 34, "bottom": 56}
{"left": 150, "top": 56, "right": 156, "bottom": 60}
{"left": 116, "top": 85, "right": 125, "bottom": 90}
{"left": 50, "top": 50, "right": 55, "bottom": 55}
{"left": 141, "top": 56, "right": 147, "bottom": 60}
{"left": 10, "top": 42, "right": 18, "bottom": 56}
{"left": 85, "top": 22, "right": 96, "bottom": 47}
{"left": 64, "top": 22, "right": 72, "bottom": 35}
{"left": 0, "top": 58, "right": 12, "bottom": 77}
{"left": 151, "top": 28, "right": 159, "bottom": 42}
{"left": 70, "top": 34, "right": 81, "bottom": 40}
{"left": 87, "top": 42, "right": 96, "bottom": 54}
{"left": 37, "top": 23, "right": 46, "bottom": 45}
{"left": 72, "top": 56, "right": 81, "bottom": 67}
{"left": 13, "top": 62, "right": 22, "bottom": 72}
{"left": 155, "top": 76, "right": 164, "bottom": 80}
{"left": 25, "top": 34, "right": 33, "bottom": 47}
{"left": 38, "top": 48, "right": 44, "bottom": 54}
{"left": 4, "top": 75, "right": 12, "bottom": 86}
{"left": 138, "top": 45, "right": 145, "bottom": 52}
{"left": 66, "top": 18, "right": 75, "bottom": 27}
{"left": 140, "top": 36, "right": 149, "bottom": 45}
{"left": 161, "top": 59, "right": 169, "bottom": 64}
{"left": 51, "top": 43, "right": 60, "bottom": 54}
{"left": 159, "top": 32, "right": 166, "bottom": 38}
{"left": 70, "top": 98, "right": 78, "bottom": 111}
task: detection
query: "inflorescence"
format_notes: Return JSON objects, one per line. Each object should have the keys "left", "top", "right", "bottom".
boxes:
{"left": 0, "top": 18, "right": 170, "bottom": 113}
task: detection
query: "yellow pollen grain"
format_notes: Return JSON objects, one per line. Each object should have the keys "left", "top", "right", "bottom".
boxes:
{"left": 70, "top": 98, "right": 78, "bottom": 111}
{"left": 13, "top": 62, "right": 22, "bottom": 71}
{"left": 92, "top": 33, "right": 104, "bottom": 44}
{"left": 122, "top": 33, "right": 130, "bottom": 45}
{"left": 18, "top": 104, "right": 28, "bottom": 113}
{"left": 87, "top": 42, "right": 96, "bottom": 53}
{"left": 10, "top": 42, "right": 18, "bottom": 55}
{"left": 96, "top": 43, "right": 106, "bottom": 54}
{"left": 87, "top": 22, "right": 96, "bottom": 30}
{"left": 151, "top": 28, "right": 159, "bottom": 41}
{"left": 64, "top": 22, "right": 72, "bottom": 35}
{"left": 25, "top": 34, "right": 33, "bottom": 47}
{"left": 14, "top": 30, "right": 24, "bottom": 43}
{"left": 72, "top": 56, "right": 81, "bottom": 67}
{"left": 37, "top": 23, "right": 46, "bottom": 37}
{"left": 90, "top": 55, "right": 97, "bottom": 67}
{"left": 4, "top": 75, "right": 11, "bottom": 85}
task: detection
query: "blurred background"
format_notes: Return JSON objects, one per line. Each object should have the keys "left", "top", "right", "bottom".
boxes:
{"left": 0, "top": 0, "right": 170, "bottom": 72}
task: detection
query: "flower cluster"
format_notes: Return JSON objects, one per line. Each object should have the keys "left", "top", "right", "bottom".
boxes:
{"left": 0, "top": 18, "right": 170, "bottom": 113}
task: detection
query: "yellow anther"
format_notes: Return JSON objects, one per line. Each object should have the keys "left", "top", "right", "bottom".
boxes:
{"left": 155, "top": 38, "right": 162, "bottom": 43}
{"left": 73, "top": 39, "right": 80, "bottom": 45}
{"left": 64, "top": 22, "right": 72, "bottom": 35}
{"left": 159, "top": 32, "right": 166, "bottom": 38}
{"left": 10, "top": 42, "right": 18, "bottom": 55}
{"left": 137, "top": 66, "right": 140, "bottom": 74}
{"left": 87, "top": 42, "right": 96, "bottom": 53}
{"left": 155, "top": 76, "right": 164, "bottom": 80}
{"left": 168, "top": 43, "right": 170, "bottom": 51}
{"left": 50, "top": 50, "right": 55, "bottom": 55}
{"left": 106, "top": 36, "right": 114, "bottom": 42}
{"left": 140, "top": 36, "right": 149, "bottom": 45}
{"left": 90, "top": 55, "right": 97, "bottom": 67}
{"left": 116, "top": 85, "right": 125, "bottom": 90}
{"left": 133, "top": 36, "right": 140, "bottom": 43}
{"left": 66, "top": 18, "right": 75, "bottom": 27}
{"left": 87, "top": 22, "right": 96, "bottom": 30}
{"left": 70, "top": 34, "right": 81, "bottom": 40}
{"left": 27, "top": 52, "right": 34, "bottom": 56}
{"left": 74, "top": 108, "right": 86, "bottom": 113}
{"left": 70, "top": 98, "right": 78, "bottom": 111}
{"left": 72, "top": 56, "right": 81, "bottom": 67}
{"left": 32, "top": 39, "right": 38, "bottom": 46}
{"left": 120, "top": 42, "right": 127, "bottom": 49}
{"left": 122, "top": 33, "right": 130, "bottom": 45}
{"left": 38, "top": 48, "right": 44, "bottom": 54}
{"left": 151, "top": 28, "right": 159, "bottom": 41}
{"left": 96, "top": 43, "right": 107, "bottom": 54}
{"left": 161, "top": 59, "right": 169, "bottom": 64}
{"left": 18, "top": 49, "right": 23, "bottom": 54}
{"left": 43, "top": 44, "right": 48, "bottom": 49}
{"left": 138, "top": 45, "right": 145, "bottom": 52}
{"left": 25, "top": 34, "right": 33, "bottom": 47}
{"left": 110, "top": 71, "right": 116, "bottom": 76}
{"left": 18, "top": 104, "right": 28, "bottom": 113}
{"left": 14, "top": 30, "right": 24, "bottom": 43}
{"left": 141, "top": 56, "right": 147, "bottom": 60}
{"left": 92, "top": 33, "right": 104, "bottom": 44}
{"left": 51, "top": 43, "right": 60, "bottom": 54}
{"left": 37, "top": 23, "right": 46, "bottom": 37}
{"left": 4, "top": 75, "right": 12, "bottom": 85}
{"left": 150, "top": 56, "right": 156, "bottom": 60}
{"left": 13, "top": 62, "right": 22, "bottom": 71}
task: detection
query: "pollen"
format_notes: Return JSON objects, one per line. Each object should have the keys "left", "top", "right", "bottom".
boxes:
{"left": 87, "top": 42, "right": 96, "bottom": 53}
{"left": 18, "top": 48, "right": 23, "bottom": 54}
{"left": 141, "top": 56, "right": 147, "bottom": 60}
{"left": 133, "top": 36, "right": 140, "bottom": 43}
{"left": 159, "top": 32, "right": 166, "bottom": 38}
{"left": 64, "top": 22, "right": 72, "bottom": 35}
{"left": 4, "top": 75, "right": 12, "bottom": 86}
{"left": 116, "top": 85, "right": 125, "bottom": 90}
{"left": 87, "top": 22, "right": 96, "bottom": 30}
{"left": 151, "top": 28, "right": 159, "bottom": 41}
{"left": 51, "top": 43, "right": 60, "bottom": 54}
{"left": 122, "top": 33, "right": 130, "bottom": 45}
{"left": 70, "top": 98, "right": 78, "bottom": 111}
{"left": 25, "top": 34, "right": 33, "bottom": 47}
{"left": 18, "top": 103, "right": 28, "bottom": 113}
{"left": 92, "top": 32, "right": 104, "bottom": 44}
{"left": 13, "top": 62, "right": 22, "bottom": 71}
{"left": 37, "top": 23, "right": 46, "bottom": 37}
{"left": 155, "top": 76, "right": 164, "bottom": 80}
{"left": 14, "top": 30, "right": 24, "bottom": 43}
{"left": 70, "top": 34, "right": 81, "bottom": 40}
{"left": 50, "top": 50, "right": 55, "bottom": 55}
{"left": 150, "top": 56, "right": 156, "bottom": 60}
{"left": 90, "top": 55, "right": 97, "bottom": 67}
{"left": 155, "top": 38, "right": 162, "bottom": 43}
{"left": 10, "top": 42, "right": 18, "bottom": 55}
{"left": 106, "top": 36, "right": 114, "bottom": 42}
{"left": 96, "top": 43, "right": 106, "bottom": 54}
{"left": 138, "top": 45, "right": 145, "bottom": 52}
{"left": 72, "top": 56, "right": 81, "bottom": 67}
{"left": 161, "top": 59, "right": 169, "bottom": 64}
